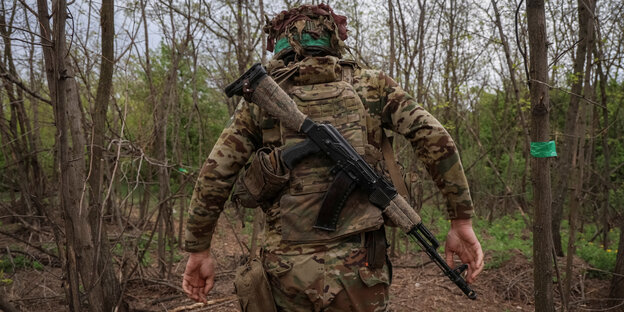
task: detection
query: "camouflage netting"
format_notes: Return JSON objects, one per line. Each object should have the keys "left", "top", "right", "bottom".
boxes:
{"left": 264, "top": 4, "right": 348, "bottom": 59}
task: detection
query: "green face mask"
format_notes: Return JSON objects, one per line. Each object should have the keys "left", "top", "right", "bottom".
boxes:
{"left": 274, "top": 33, "right": 331, "bottom": 55}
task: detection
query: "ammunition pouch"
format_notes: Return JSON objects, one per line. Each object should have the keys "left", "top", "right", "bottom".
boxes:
{"left": 365, "top": 227, "right": 388, "bottom": 270}
{"left": 232, "top": 147, "right": 289, "bottom": 208}
{"left": 234, "top": 257, "right": 277, "bottom": 312}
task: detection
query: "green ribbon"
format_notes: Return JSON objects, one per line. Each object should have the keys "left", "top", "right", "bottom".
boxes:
{"left": 530, "top": 141, "right": 557, "bottom": 158}
{"left": 274, "top": 33, "right": 331, "bottom": 55}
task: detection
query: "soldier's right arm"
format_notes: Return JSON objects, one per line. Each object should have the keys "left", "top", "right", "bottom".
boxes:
{"left": 184, "top": 101, "right": 262, "bottom": 252}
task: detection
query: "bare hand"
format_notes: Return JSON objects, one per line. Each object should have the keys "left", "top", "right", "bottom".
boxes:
{"left": 444, "top": 218, "right": 484, "bottom": 283}
{"left": 182, "top": 249, "right": 216, "bottom": 303}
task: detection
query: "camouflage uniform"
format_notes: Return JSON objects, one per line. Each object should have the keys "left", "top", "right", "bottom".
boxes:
{"left": 185, "top": 5, "right": 473, "bottom": 312}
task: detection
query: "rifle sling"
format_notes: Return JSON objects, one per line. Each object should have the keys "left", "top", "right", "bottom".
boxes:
{"left": 381, "top": 131, "right": 409, "bottom": 198}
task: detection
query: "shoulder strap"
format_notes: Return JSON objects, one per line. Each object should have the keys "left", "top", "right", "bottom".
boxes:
{"left": 342, "top": 60, "right": 408, "bottom": 198}
{"left": 381, "top": 131, "right": 409, "bottom": 198}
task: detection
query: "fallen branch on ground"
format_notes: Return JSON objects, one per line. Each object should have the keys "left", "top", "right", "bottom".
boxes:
{"left": 171, "top": 296, "right": 237, "bottom": 312}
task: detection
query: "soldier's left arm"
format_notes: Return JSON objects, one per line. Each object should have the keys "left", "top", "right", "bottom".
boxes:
{"left": 373, "top": 72, "right": 473, "bottom": 220}
{"left": 372, "top": 71, "right": 484, "bottom": 281}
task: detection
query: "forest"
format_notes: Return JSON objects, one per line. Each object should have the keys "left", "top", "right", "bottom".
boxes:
{"left": 0, "top": 0, "right": 623, "bottom": 311}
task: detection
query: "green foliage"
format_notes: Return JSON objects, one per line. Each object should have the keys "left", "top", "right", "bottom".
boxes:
{"left": 577, "top": 242, "right": 617, "bottom": 279}
{"left": 0, "top": 271, "right": 12, "bottom": 285}
{"left": 475, "top": 214, "right": 532, "bottom": 269}
{"left": 0, "top": 254, "right": 44, "bottom": 273}
{"left": 572, "top": 224, "right": 620, "bottom": 279}
{"left": 410, "top": 206, "right": 620, "bottom": 275}
{"left": 122, "top": 43, "right": 230, "bottom": 178}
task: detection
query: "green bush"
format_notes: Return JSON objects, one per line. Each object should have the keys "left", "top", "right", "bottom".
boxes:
{"left": 475, "top": 213, "right": 532, "bottom": 268}
{"left": 0, "top": 254, "right": 43, "bottom": 272}
{"left": 577, "top": 241, "right": 618, "bottom": 279}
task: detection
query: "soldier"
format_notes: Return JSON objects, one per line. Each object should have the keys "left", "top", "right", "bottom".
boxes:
{"left": 182, "top": 4, "right": 484, "bottom": 311}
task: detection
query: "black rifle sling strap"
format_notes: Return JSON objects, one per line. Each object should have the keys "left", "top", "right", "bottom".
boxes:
{"left": 381, "top": 131, "right": 409, "bottom": 199}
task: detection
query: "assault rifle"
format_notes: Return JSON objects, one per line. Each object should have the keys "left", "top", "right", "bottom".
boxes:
{"left": 225, "top": 63, "right": 477, "bottom": 300}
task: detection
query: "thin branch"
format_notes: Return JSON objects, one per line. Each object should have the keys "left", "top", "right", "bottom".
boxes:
{"left": 0, "top": 63, "right": 52, "bottom": 105}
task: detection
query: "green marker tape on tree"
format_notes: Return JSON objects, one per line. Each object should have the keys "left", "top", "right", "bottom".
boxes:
{"left": 530, "top": 141, "right": 557, "bottom": 158}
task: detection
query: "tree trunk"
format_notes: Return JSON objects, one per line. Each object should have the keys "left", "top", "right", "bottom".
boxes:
{"left": 416, "top": 0, "right": 427, "bottom": 106}
{"left": 387, "top": 0, "right": 398, "bottom": 258}
{"left": 37, "top": 0, "right": 121, "bottom": 310}
{"left": 88, "top": 0, "right": 115, "bottom": 213}
{"left": 552, "top": 0, "right": 593, "bottom": 257}
{"left": 88, "top": 0, "right": 122, "bottom": 308}
{"left": 492, "top": 0, "right": 531, "bottom": 208}
{"left": 155, "top": 64, "right": 174, "bottom": 278}
{"left": 526, "top": 0, "right": 555, "bottom": 311}
{"left": 595, "top": 17, "right": 611, "bottom": 253}
{"left": 610, "top": 222, "right": 624, "bottom": 299}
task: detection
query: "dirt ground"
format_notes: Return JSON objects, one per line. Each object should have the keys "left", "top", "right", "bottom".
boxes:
{"left": 0, "top": 217, "right": 618, "bottom": 312}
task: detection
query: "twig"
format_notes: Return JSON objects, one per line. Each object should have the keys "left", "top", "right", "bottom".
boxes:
{"left": 392, "top": 260, "right": 434, "bottom": 269}
{"left": 0, "top": 248, "right": 57, "bottom": 267}
{"left": 585, "top": 267, "right": 624, "bottom": 278}
{"left": 0, "top": 229, "right": 58, "bottom": 259}
{"left": 127, "top": 277, "right": 183, "bottom": 293}
{"left": 171, "top": 296, "right": 237, "bottom": 312}
{"left": 8, "top": 295, "right": 64, "bottom": 302}
{"left": 569, "top": 298, "right": 624, "bottom": 311}
{"left": 151, "top": 294, "right": 185, "bottom": 305}
{"left": 552, "top": 246, "right": 566, "bottom": 310}
{"left": 529, "top": 78, "right": 606, "bottom": 109}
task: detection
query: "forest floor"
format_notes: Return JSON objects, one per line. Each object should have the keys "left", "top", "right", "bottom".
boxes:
{"left": 0, "top": 215, "right": 619, "bottom": 312}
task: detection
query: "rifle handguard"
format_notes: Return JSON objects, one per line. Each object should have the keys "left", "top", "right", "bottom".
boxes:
{"left": 225, "top": 63, "right": 307, "bottom": 132}
{"left": 382, "top": 194, "right": 422, "bottom": 233}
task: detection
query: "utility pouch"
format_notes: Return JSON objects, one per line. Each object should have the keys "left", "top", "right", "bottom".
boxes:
{"left": 234, "top": 258, "right": 277, "bottom": 312}
{"left": 232, "top": 147, "right": 289, "bottom": 208}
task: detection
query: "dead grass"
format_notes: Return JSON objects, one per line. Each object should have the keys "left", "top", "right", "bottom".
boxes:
{"left": 0, "top": 217, "right": 618, "bottom": 312}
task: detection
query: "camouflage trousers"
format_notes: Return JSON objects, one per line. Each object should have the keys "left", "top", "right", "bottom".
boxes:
{"left": 262, "top": 238, "right": 390, "bottom": 312}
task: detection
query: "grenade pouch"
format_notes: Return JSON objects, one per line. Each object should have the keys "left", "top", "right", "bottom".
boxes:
{"left": 232, "top": 147, "right": 289, "bottom": 208}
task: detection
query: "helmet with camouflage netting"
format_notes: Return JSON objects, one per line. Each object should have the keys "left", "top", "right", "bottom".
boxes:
{"left": 264, "top": 4, "right": 348, "bottom": 60}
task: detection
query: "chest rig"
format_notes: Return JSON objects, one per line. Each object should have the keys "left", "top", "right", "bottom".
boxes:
{"left": 262, "top": 56, "right": 384, "bottom": 243}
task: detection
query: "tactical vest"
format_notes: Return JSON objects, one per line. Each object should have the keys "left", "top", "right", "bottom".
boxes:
{"left": 263, "top": 56, "right": 385, "bottom": 243}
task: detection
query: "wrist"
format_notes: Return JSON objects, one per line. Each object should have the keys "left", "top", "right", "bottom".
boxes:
{"left": 190, "top": 249, "right": 211, "bottom": 257}
{"left": 450, "top": 218, "right": 472, "bottom": 228}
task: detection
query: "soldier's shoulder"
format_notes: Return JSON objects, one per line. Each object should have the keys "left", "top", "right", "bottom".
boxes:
{"left": 353, "top": 68, "right": 385, "bottom": 87}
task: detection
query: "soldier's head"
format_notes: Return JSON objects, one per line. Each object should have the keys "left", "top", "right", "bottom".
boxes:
{"left": 264, "top": 4, "right": 348, "bottom": 62}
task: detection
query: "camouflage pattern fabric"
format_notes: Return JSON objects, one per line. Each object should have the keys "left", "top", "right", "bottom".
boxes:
{"left": 184, "top": 55, "right": 474, "bottom": 310}
{"left": 263, "top": 4, "right": 348, "bottom": 58}
{"left": 184, "top": 101, "right": 262, "bottom": 252}
{"left": 274, "top": 56, "right": 384, "bottom": 244}
{"left": 263, "top": 239, "right": 389, "bottom": 312}
{"left": 350, "top": 68, "right": 474, "bottom": 219}
{"left": 185, "top": 57, "right": 474, "bottom": 251}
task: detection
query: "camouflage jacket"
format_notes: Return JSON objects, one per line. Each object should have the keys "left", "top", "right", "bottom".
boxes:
{"left": 184, "top": 58, "right": 474, "bottom": 253}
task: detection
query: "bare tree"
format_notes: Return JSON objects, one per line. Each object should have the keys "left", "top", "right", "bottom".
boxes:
{"left": 526, "top": 0, "right": 555, "bottom": 311}
{"left": 34, "top": 0, "right": 122, "bottom": 310}
{"left": 551, "top": 0, "right": 595, "bottom": 257}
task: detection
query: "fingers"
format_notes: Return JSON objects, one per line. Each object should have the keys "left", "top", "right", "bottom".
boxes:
{"left": 445, "top": 246, "right": 454, "bottom": 268}
{"left": 469, "top": 243, "right": 485, "bottom": 282}
{"left": 182, "top": 274, "right": 208, "bottom": 303}
{"left": 182, "top": 276, "right": 192, "bottom": 296}
{"left": 202, "top": 277, "right": 215, "bottom": 296}
{"left": 195, "top": 285, "right": 207, "bottom": 303}
{"left": 182, "top": 275, "right": 200, "bottom": 302}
